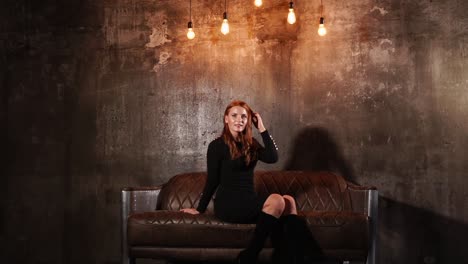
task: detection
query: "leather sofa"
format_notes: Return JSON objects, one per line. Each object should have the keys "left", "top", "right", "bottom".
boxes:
{"left": 121, "top": 171, "right": 378, "bottom": 264}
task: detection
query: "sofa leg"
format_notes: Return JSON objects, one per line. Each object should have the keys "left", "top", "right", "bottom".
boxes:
{"left": 122, "top": 257, "right": 135, "bottom": 264}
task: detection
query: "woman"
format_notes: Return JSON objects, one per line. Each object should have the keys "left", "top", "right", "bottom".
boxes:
{"left": 181, "top": 100, "right": 301, "bottom": 264}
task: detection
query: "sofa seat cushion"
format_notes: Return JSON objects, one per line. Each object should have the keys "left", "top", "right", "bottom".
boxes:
{"left": 128, "top": 211, "right": 253, "bottom": 247}
{"left": 128, "top": 210, "right": 369, "bottom": 251}
{"left": 301, "top": 211, "right": 369, "bottom": 250}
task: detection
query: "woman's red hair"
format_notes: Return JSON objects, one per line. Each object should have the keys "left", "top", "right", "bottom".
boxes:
{"left": 222, "top": 100, "right": 259, "bottom": 165}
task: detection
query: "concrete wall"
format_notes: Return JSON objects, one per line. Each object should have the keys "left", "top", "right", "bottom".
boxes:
{"left": 2, "top": 0, "right": 467, "bottom": 263}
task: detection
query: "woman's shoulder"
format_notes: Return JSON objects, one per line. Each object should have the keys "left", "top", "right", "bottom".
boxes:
{"left": 208, "top": 136, "right": 226, "bottom": 149}
{"left": 207, "top": 137, "right": 228, "bottom": 156}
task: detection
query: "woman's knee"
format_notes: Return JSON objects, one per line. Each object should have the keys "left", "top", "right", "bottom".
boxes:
{"left": 263, "top": 194, "right": 286, "bottom": 216}
{"left": 282, "top": 195, "right": 296, "bottom": 205}
{"left": 282, "top": 195, "right": 298, "bottom": 215}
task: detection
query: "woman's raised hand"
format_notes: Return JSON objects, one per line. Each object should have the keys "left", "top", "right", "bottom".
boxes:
{"left": 180, "top": 208, "right": 200, "bottom": 215}
{"left": 253, "top": 113, "right": 266, "bottom": 133}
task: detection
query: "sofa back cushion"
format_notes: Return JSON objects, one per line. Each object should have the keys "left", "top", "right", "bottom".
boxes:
{"left": 157, "top": 172, "right": 213, "bottom": 212}
{"left": 254, "top": 171, "right": 351, "bottom": 211}
{"left": 157, "top": 171, "right": 351, "bottom": 212}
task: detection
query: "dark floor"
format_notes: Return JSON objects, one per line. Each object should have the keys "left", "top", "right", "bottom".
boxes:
{"left": 137, "top": 260, "right": 351, "bottom": 264}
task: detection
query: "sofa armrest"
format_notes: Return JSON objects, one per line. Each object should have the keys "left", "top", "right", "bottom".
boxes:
{"left": 347, "top": 183, "right": 377, "bottom": 214}
{"left": 122, "top": 186, "right": 163, "bottom": 214}
{"left": 121, "top": 186, "right": 162, "bottom": 264}
{"left": 348, "top": 183, "right": 377, "bottom": 191}
{"left": 347, "top": 184, "right": 378, "bottom": 264}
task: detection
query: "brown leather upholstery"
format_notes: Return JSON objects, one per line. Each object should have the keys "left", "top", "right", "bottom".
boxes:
{"left": 126, "top": 171, "right": 373, "bottom": 262}
{"left": 255, "top": 171, "right": 352, "bottom": 211}
{"left": 128, "top": 211, "right": 254, "bottom": 247}
{"left": 155, "top": 171, "right": 351, "bottom": 212}
{"left": 157, "top": 172, "right": 214, "bottom": 212}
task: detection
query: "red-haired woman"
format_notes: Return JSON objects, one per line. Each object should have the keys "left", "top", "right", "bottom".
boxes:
{"left": 181, "top": 100, "right": 299, "bottom": 264}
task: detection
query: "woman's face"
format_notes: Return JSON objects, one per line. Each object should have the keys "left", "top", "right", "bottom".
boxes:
{"left": 225, "top": 106, "right": 249, "bottom": 137}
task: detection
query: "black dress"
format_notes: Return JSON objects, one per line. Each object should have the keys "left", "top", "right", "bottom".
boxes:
{"left": 196, "top": 130, "right": 279, "bottom": 224}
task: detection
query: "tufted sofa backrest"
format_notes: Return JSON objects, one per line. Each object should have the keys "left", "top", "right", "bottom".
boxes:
{"left": 157, "top": 171, "right": 351, "bottom": 212}
{"left": 254, "top": 171, "right": 351, "bottom": 211}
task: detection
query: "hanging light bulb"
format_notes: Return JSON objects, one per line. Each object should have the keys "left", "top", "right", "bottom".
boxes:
{"left": 254, "top": 0, "right": 263, "bottom": 7}
{"left": 221, "top": 12, "right": 230, "bottom": 35}
{"left": 287, "top": 1, "right": 296, "bottom": 24}
{"left": 187, "top": 22, "right": 195, "bottom": 39}
{"left": 318, "top": 17, "right": 327, "bottom": 36}
{"left": 220, "top": 0, "right": 229, "bottom": 35}
{"left": 186, "top": 0, "right": 195, "bottom": 39}
{"left": 318, "top": 0, "right": 327, "bottom": 36}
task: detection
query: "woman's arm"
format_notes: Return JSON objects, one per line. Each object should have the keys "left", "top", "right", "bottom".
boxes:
{"left": 181, "top": 140, "right": 221, "bottom": 214}
{"left": 195, "top": 140, "right": 222, "bottom": 213}
{"left": 258, "top": 130, "right": 279, "bottom": 163}
{"left": 253, "top": 113, "right": 278, "bottom": 163}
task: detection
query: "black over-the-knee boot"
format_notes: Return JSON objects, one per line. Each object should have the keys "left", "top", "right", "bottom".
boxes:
{"left": 237, "top": 212, "right": 279, "bottom": 264}
{"left": 271, "top": 216, "right": 288, "bottom": 264}
{"left": 282, "top": 214, "right": 324, "bottom": 264}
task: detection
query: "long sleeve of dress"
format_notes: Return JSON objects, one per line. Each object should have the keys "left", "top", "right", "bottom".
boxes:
{"left": 196, "top": 140, "right": 221, "bottom": 213}
{"left": 258, "top": 130, "right": 279, "bottom": 163}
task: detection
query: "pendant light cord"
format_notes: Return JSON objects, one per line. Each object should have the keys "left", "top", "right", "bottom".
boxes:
{"left": 190, "top": 0, "right": 192, "bottom": 21}
{"left": 320, "top": 0, "right": 323, "bottom": 16}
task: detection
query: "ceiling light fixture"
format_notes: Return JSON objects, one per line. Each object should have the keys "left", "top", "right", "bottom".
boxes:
{"left": 318, "top": 0, "right": 327, "bottom": 36}
{"left": 187, "top": 0, "right": 195, "bottom": 39}
{"left": 221, "top": 0, "right": 230, "bottom": 35}
{"left": 254, "top": 0, "right": 263, "bottom": 7}
{"left": 287, "top": 1, "right": 296, "bottom": 24}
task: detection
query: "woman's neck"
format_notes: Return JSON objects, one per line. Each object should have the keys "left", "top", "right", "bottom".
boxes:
{"left": 229, "top": 130, "right": 239, "bottom": 140}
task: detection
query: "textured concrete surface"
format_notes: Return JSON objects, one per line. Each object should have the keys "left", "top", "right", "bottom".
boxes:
{"left": 2, "top": 0, "right": 468, "bottom": 263}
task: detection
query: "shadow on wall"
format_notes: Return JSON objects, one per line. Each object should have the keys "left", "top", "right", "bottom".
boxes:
{"left": 284, "top": 127, "right": 468, "bottom": 263}
{"left": 283, "top": 126, "right": 356, "bottom": 184}
{"left": 379, "top": 196, "right": 468, "bottom": 263}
